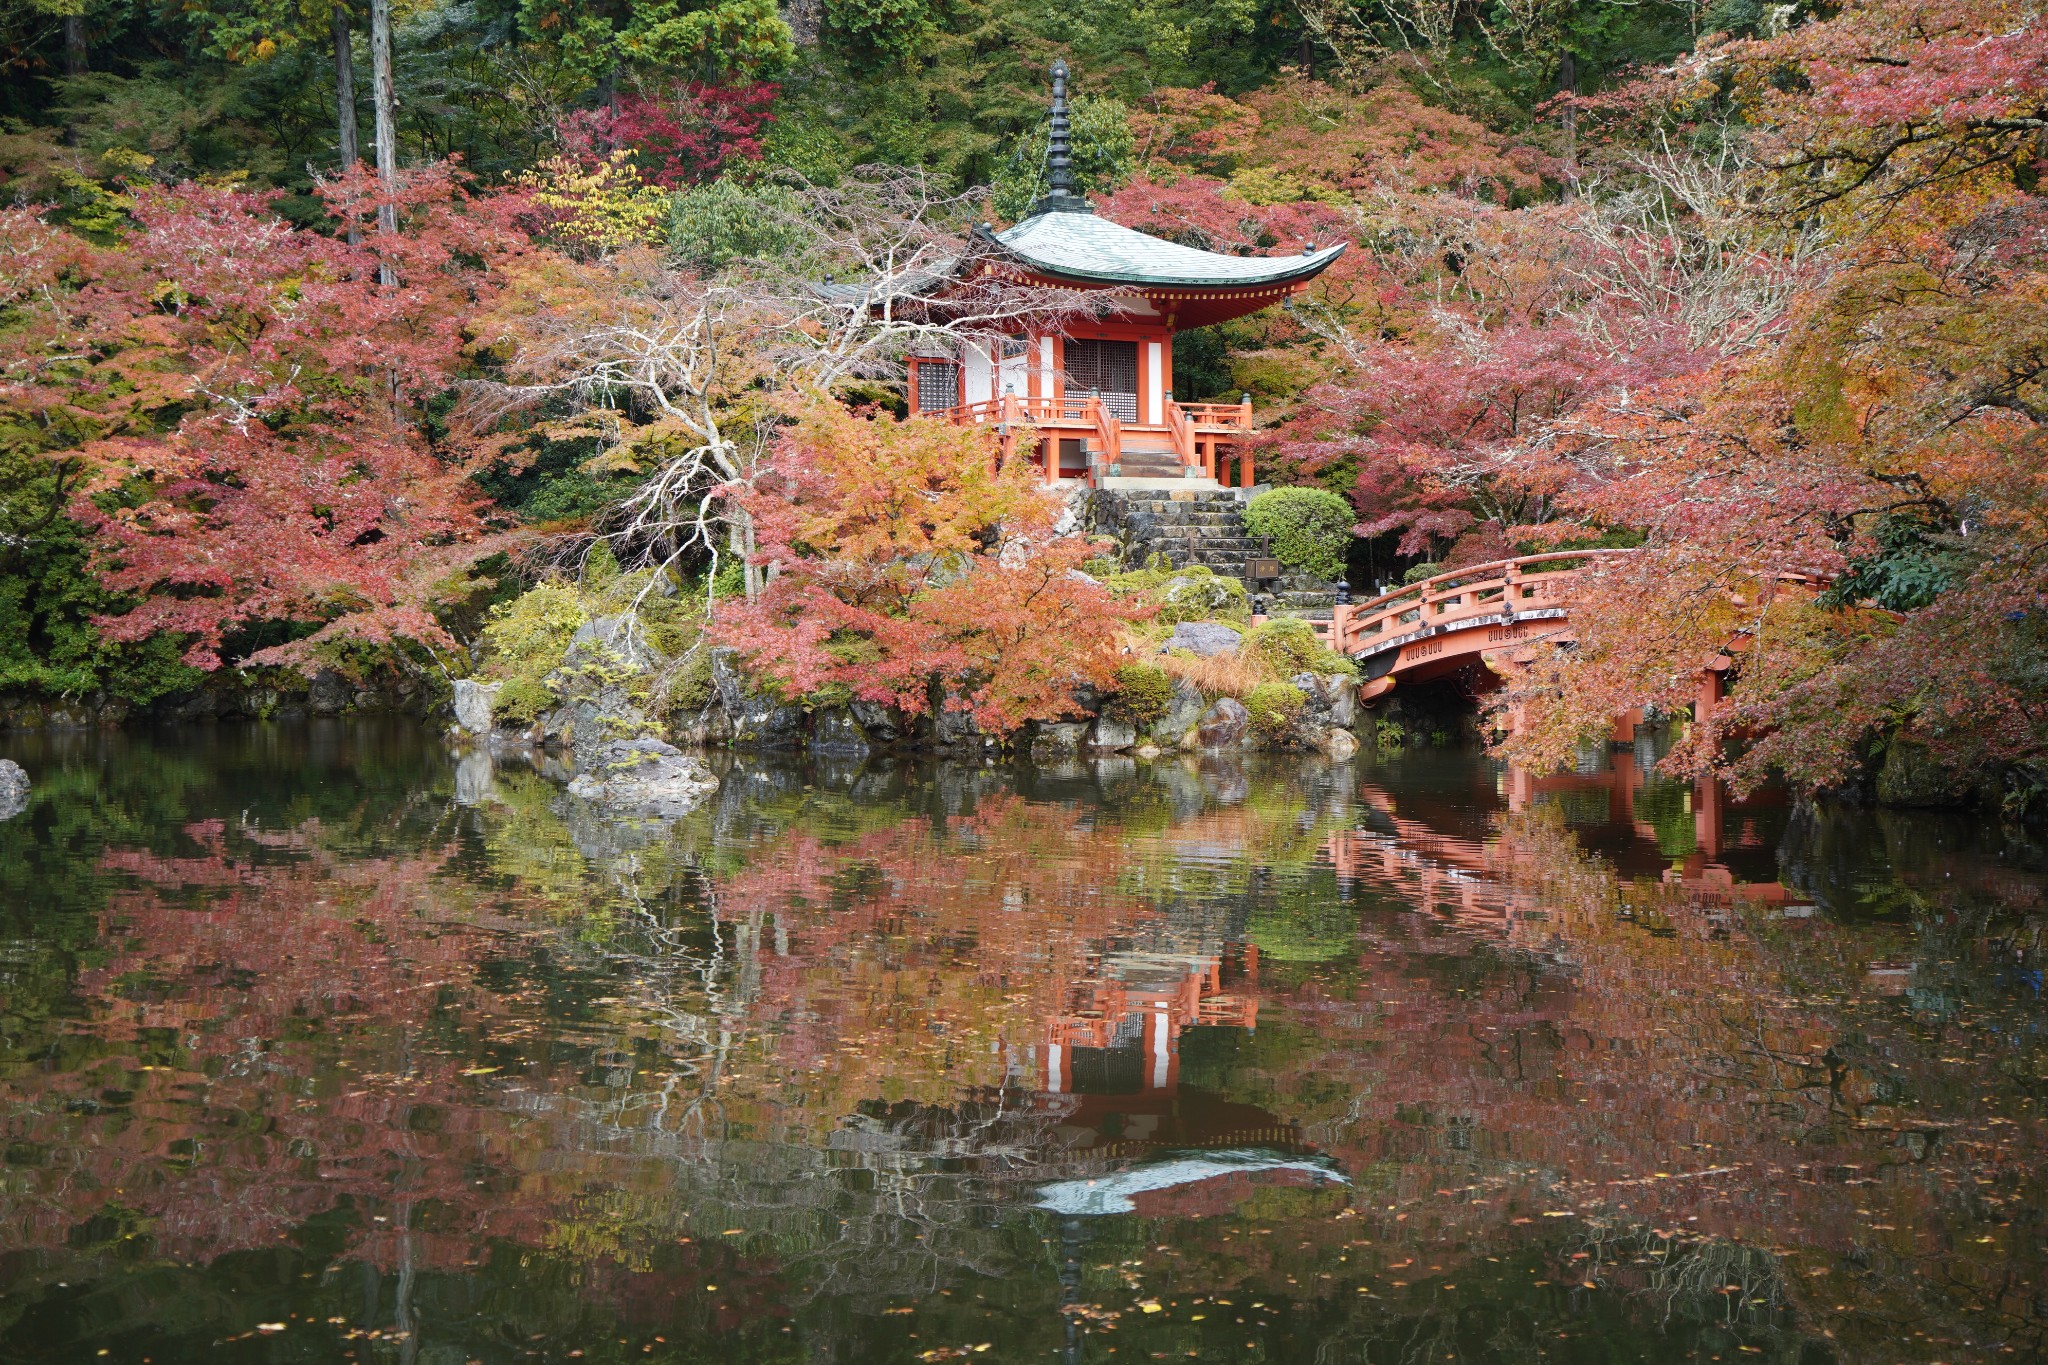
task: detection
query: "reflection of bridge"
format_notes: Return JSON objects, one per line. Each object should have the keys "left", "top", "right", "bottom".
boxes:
{"left": 1322, "top": 760, "right": 1805, "bottom": 939}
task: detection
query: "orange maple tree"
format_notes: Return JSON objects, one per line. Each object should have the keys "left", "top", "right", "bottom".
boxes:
{"left": 711, "top": 403, "right": 1138, "bottom": 733}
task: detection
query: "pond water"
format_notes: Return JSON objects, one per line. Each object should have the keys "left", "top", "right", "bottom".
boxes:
{"left": 1, "top": 722, "right": 2045, "bottom": 1364}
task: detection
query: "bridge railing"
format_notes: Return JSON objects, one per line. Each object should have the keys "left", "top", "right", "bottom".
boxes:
{"left": 1332, "top": 550, "right": 1635, "bottom": 659}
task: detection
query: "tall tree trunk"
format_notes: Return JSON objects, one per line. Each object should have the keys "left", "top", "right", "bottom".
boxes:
{"left": 333, "top": 4, "right": 360, "bottom": 168}
{"left": 1558, "top": 52, "right": 1578, "bottom": 178}
{"left": 60, "top": 12, "right": 87, "bottom": 146}
{"left": 62, "top": 13, "right": 86, "bottom": 76}
{"left": 369, "top": 0, "right": 398, "bottom": 279}
{"left": 62, "top": 11, "right": 85, "bottom": 74}
{"left": 333, "top": 3, "right": 363, "bottom": 246}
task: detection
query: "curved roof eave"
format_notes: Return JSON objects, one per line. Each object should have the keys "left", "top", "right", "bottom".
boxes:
{"left": 973, "top": 219, "right": 1347, "bottom": 290}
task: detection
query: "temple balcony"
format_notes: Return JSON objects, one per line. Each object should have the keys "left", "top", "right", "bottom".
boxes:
{"left": 934, "top": 392, "right": 1259, "bottom": 490}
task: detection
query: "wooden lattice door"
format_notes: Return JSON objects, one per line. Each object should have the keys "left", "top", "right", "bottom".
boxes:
{"left": 1064, "top": 339, "right": 1138, "bottom": 421}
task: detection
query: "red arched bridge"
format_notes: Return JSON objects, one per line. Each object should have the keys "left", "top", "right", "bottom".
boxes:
{"left": 1322, "top": 551, "right": 1625, "bottom": 703}
{"left": 1293, "top": 551, "right": 1823, "bottom": 727}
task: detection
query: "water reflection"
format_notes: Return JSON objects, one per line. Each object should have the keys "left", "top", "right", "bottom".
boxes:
{"left": 0, "top": 722, "right": 2043, "bottom": 1363}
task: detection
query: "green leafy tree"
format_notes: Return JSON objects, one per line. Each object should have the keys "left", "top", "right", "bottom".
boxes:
{"left": 989, "top": 92, "right": 1134, "bottom": 220}
{"left": 501, "top": 0, "right": 793, "bottom": 92}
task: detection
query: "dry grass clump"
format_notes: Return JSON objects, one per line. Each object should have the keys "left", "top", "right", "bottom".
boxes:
{"left": 1156, "top": 648, "right": 1275, "bottom": 700}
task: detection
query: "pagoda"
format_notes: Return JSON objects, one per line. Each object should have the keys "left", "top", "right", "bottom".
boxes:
{"left": 907, "top": 61, "right": 1345, "bottom": 489}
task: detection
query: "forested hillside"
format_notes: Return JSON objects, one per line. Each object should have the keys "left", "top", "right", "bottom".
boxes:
{"left": 3, "top": 0, "right": 2044, "bottom": 807}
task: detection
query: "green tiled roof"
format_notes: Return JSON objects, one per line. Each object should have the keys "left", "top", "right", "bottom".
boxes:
{"left": 978, "top": 211, "right": 1345, "bottom": 288}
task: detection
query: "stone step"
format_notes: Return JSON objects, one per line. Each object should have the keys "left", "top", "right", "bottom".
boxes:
{"left": 1097, "top": 476, "right": 1224, "bottom": 492}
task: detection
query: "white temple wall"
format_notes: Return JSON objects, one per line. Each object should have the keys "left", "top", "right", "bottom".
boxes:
{"left": 962, "top": 342, "right": 994, "bottom": 406}
{"left": 1145, "top": 340, "right": 1164, "bottom": 424}
{"left": 998, "top": 344, "right": 1028, "bottom": 399}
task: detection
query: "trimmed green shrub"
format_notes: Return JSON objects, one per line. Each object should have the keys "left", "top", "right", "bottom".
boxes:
{"left": 1245, "top": 618, "right": 1359, "bottom": 679}
{"left": 1108, "top": 662, "right": 1174, "bottom": 726}
{"left": 1243, "top": 487, "right": 1356, "bottom": 580}
{"left": 1402, "top": 560, "right": 1445, "bottom": 585}
{"left": 1244, "top": 681, "right": 1306, "bottom": 736}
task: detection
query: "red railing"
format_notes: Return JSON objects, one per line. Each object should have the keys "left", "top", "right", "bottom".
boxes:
{"left": 1331, "top": 551, "right": 1630, "bottom": 659}
{"left": 934, "top": 394, "right": 1257, "bottom": 486}
{"left": 1177, "top": 400, "right": 1253, "bottom": 430}
{"left": 1165, "top": 398, "right": 1195, "bottom": 472}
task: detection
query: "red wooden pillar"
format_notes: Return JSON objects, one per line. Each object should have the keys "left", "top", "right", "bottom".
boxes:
{"left": 1240, "top": 396, "right": 1255, "bottom": 486}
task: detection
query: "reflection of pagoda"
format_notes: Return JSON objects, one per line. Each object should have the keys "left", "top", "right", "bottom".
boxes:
{"left": 1033, "top": 944, "right": 1299, "bottom": 1159}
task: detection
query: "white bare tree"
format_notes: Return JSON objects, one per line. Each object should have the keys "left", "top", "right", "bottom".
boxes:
{"left": 465, "top": 165, "right": 1096, "bottom": 608}
{"left": 1560, "top": 134, "right": 1832, "bottom": 359}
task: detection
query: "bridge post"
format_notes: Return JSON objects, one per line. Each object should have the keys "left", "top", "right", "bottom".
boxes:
{"left": 1693, "top": 666, "right": 1723, "bottom": 729}
{"left": 1608, "top": 707, "right": 1641, "bottom": 746}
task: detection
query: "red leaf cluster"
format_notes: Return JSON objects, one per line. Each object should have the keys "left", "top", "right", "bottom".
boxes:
{"left": 561, "top": 82, "right": 779, "bottom": 189}
{"left": 0, "top": 162, "right": 531, "bottom": 670}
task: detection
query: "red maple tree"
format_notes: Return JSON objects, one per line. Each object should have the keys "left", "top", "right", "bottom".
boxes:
{"left": 1, "top": 162, "right": 529, "bottom": 670}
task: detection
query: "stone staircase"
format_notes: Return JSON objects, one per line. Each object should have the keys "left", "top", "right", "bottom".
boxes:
{"left": 1109, "top": 433, "right": 1191, "bottom": 482}
{"left": 1084, "top": 488, "right": 1338, "bottom": 613}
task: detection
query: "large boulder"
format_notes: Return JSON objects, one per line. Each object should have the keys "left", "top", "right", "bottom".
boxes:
{"left": 0, "top": 759, "right": 29, "bottom": 821}
{"left": 452, "top": 679, "right": 502, "bottom": 735}
{"left": 1030, "top": 721, "right": 1089, "bottom": 764}
{"left": 1318, "top": 727, "right": 1360, "bottom": 760}
{"left": 1164, "top": 622, "right": 1243, "bottom": 658}
{"left": 1087, "top": 716, "right": 1137, "bottom": 751}
{"left": 932, "top": 694, "right": 992, "bottom": 750}
{"left": 566, "top": 738, "right": 718, "bottom": 818}
{"left": 1196, "top": 697, "right": 1250, "bottom": 749}
{"left": 565, "top": 615, "right": 665, "bottom": 674}
{"left": 850, "top": 699, "right": 906, "bottom": 745}
{"left": 1291, "top": 672, "right": 1362, "bottom": 753}
{"left": 1324, "top": 675, "right": 1359, "bottom": 730}
{"left": 669, "top": 704, "right": 734, "bottom": 749}
{"left": 545, "top": 615, "right": 674, "bottom": 759}
{"left": 1160, "top": 574, "right": 1246, "bottom": 622}
{"left": 308, "top": 670, "right": 352, "bottom": 716}
{"left": 811, "top": 706, "right": 872, "bottom": 758}
{"left": 1150, "top": 679, "right": 1207, "bottom": 746}
{"left": 1876, "top": 734, "right": 1980, "bottom": 809}
{"left": 710, "top": 648, "right": 806, "bottom": 749}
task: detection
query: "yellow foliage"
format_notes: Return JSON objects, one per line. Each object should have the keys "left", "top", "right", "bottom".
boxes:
{"left": 520, "top": 151, "right": 667, "bottom": 254}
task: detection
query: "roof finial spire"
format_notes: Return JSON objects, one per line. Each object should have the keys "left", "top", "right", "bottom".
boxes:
{"left": 1034, "top": 59, "right": 1090, "bottom": 215}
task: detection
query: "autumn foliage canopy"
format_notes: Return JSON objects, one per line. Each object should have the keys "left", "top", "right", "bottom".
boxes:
{"left": 712, "top": 404, "right": 1135, "bottom": 733}
{"left": 1, "top": 164, "right": 525, "bottom": 671}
